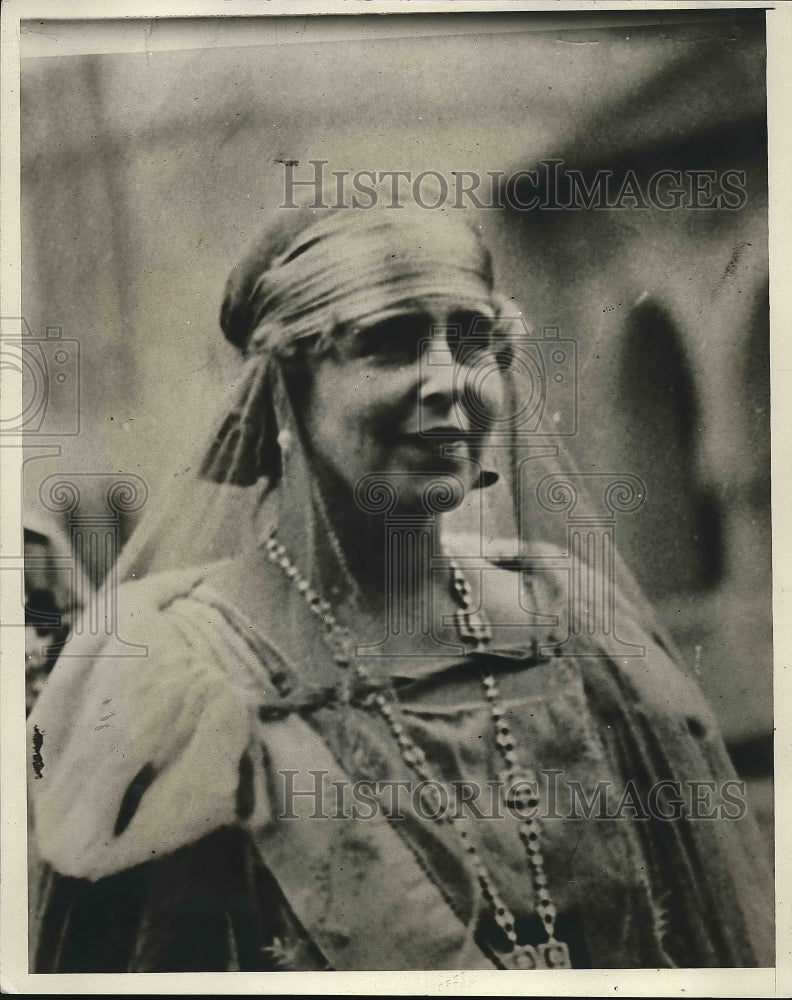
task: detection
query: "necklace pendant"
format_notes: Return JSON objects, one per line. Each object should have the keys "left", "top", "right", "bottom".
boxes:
{"left": 537, "top": 939, "right": 572, "bottom": 968}
{"left": 494, "top": 939, "right": 572, "bottom": 970}
{"left": 494, "top": 942, "right": 542, "bottom": 970}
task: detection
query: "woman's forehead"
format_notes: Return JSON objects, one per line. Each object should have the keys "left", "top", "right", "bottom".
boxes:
{"left": 344, "top": 297, "right": 497, "bottom": 331}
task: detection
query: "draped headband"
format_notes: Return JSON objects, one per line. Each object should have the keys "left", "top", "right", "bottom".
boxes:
{"left": 242, "top": 208, "right": 497, "bottom": 356}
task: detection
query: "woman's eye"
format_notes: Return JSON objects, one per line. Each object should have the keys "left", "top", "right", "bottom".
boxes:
{"left": 343, "top": 311, "right": 499, "bottom": 366}
{"left": 350, "top": 316, "right": 427, "bottom": 364}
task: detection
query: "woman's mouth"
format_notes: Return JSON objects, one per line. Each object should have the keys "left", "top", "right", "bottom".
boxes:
{"left": 394, "top": 431, "right": 473, "bottom": 468}
{"left": 397, "top": 425, "right": 472, "bottom": 443}
{"left": 397, "top": 430, "right": 469, "bottom": 448}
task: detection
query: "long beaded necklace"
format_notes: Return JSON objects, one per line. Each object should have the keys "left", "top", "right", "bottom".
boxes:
{"left": 264, "top": 531, "right": 572, "bottom": 971}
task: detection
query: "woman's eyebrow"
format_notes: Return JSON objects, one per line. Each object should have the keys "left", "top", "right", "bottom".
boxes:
{"left": 356, "top": 314, "right": 430, "bottom": 337}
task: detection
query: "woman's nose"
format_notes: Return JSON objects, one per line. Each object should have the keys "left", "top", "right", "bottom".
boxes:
{"left": 418, "top": 334, "right": 458, "bottom": 412}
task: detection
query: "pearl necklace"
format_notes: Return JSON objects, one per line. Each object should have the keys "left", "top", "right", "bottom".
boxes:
{"left": 264, "top": 531, "right": 572, "bottom": 971}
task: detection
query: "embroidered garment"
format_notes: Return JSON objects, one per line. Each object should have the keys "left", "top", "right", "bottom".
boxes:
{"left": 29, "top": 545, "right": 773, "bottom": 971}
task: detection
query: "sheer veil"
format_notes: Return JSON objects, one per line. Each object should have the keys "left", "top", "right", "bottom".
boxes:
{"left": 113, "top": 191, "right": 683, "bottom": 664}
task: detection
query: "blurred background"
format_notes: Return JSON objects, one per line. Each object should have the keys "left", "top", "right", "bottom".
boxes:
{"left": 18, "top": 11, "right": 770, "bottom": 838}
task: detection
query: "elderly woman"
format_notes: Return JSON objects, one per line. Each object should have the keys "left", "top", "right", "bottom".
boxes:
{"left": 28, "top": 198, "right": 772, "bottom": 972}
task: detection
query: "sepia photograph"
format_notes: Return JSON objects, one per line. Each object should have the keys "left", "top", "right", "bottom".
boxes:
{"left": 1, "top": 1, "right": 787, "bottom": 992}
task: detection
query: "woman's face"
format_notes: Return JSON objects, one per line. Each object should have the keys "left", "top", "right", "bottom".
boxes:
{"left": 303, "top": 302, "right": 507, "bottom": 513}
